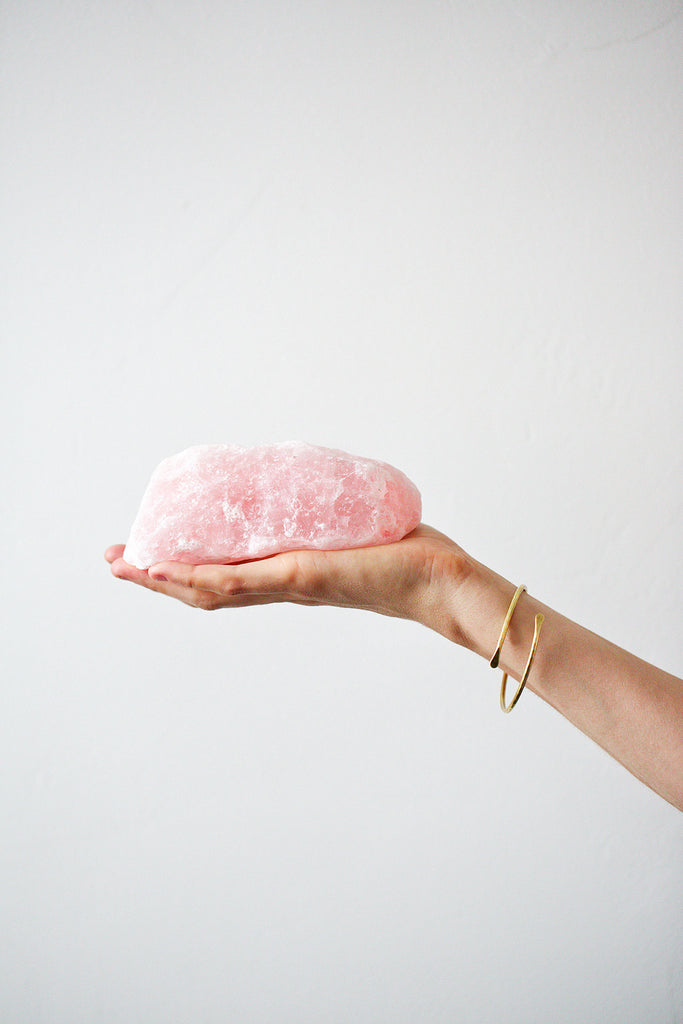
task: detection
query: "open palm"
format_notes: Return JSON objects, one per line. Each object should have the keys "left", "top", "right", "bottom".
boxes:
{"left": 105, "top": 525, "right": 470, "bottom": 636}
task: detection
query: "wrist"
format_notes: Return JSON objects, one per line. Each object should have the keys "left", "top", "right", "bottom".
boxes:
{"left": 448, "top": 558, "right": 517, "bottom": 659}
{"left": 409, "top": 541, "right": 512, "bottom": 654}
{"left": 405, "top": 531, "right": 547, "bottom": 686}
{"left": 453, "top": 558, "right": 559, "bottom": 694}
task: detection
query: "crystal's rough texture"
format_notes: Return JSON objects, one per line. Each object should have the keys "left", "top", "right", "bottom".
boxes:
{"left": 123, "top": 441, "right": 422, "bottom": 569}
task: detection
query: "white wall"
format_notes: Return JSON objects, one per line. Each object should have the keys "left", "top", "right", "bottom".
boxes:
{"left": 2, "top": 2, "right": 682, "bottom": 1021}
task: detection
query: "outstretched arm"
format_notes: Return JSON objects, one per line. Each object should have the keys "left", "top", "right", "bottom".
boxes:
{"left": 105, "top": 527, "right": 683, "bottom": 811}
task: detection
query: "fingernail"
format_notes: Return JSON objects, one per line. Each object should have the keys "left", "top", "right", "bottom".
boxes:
{"left": 149, "top": 567, "right": 168, "bottom": 582}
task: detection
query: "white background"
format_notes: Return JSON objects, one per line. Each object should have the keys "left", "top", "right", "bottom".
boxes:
{"left": 2, "top": 2, "right": 682, "bottom": 1021}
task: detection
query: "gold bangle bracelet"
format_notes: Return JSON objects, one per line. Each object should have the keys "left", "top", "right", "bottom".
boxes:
{"left": 489, "top": 584, "right": 526, "bottom": 670}
{"left": 500, "top": 612, "right": 544, "bottom": 713}
{"left": 489, "top": 584, "right": 544, "bottom": 713}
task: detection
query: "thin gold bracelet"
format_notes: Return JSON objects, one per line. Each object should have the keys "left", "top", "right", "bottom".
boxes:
{"left": 489, "top": 584, "right": 544, "bottom": 713}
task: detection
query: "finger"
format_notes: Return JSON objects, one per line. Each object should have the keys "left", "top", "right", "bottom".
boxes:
{"left": 109, "top": 556, "right": 178, "bottom": 594}
{"left": 105, "top": 544, "right": 125, "bottom": 563}
{"left": 111, "top": 556, "right": 169, "bottom": 589}
{"left": 111, "top": 555, "right": 232, "bottom": 608}
{"left": 148, "top": 552, "right": 300, "bottom": 598}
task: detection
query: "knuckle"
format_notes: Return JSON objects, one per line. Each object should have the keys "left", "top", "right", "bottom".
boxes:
{"left": 222, "top": 574, "right": 243, "bottom": 598}
{"left": 286, "top": 553, "right": 307, "bottom": 594}
{"left": 287, "top": 557, "right": 304, "bottom": 592}
{"left": 303, "top": 555, "right": 326, "bottom": 596}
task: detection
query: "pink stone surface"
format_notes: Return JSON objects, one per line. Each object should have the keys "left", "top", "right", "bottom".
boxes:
{"left": 122, "top": 441, "right": 422, "bottom": 569}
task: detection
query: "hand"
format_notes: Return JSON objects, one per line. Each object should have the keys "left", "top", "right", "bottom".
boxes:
{"left": 105, "top": 525, "right": 472, "bottom": 642}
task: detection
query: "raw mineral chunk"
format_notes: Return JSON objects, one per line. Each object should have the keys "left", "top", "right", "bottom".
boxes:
{"left": 122, "top": 441, "right": 422, "bottom": 569}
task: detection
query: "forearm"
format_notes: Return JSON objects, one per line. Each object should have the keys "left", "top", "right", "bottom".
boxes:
{"left": 444, "top": 557, "right": 683, "bottom": 812}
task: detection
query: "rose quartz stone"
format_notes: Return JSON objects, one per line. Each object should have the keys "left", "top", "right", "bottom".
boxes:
{"left": 122, "top": 441, "right": 421, "bottom": 569}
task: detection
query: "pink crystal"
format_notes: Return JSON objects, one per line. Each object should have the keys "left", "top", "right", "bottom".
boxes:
{"left": 122, "top": 441, "right": 422, "bottom": 569}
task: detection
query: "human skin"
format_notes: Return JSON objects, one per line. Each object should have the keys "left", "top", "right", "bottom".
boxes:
{"left": 105, "top": 525, "right": 683, "bottom": 812}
